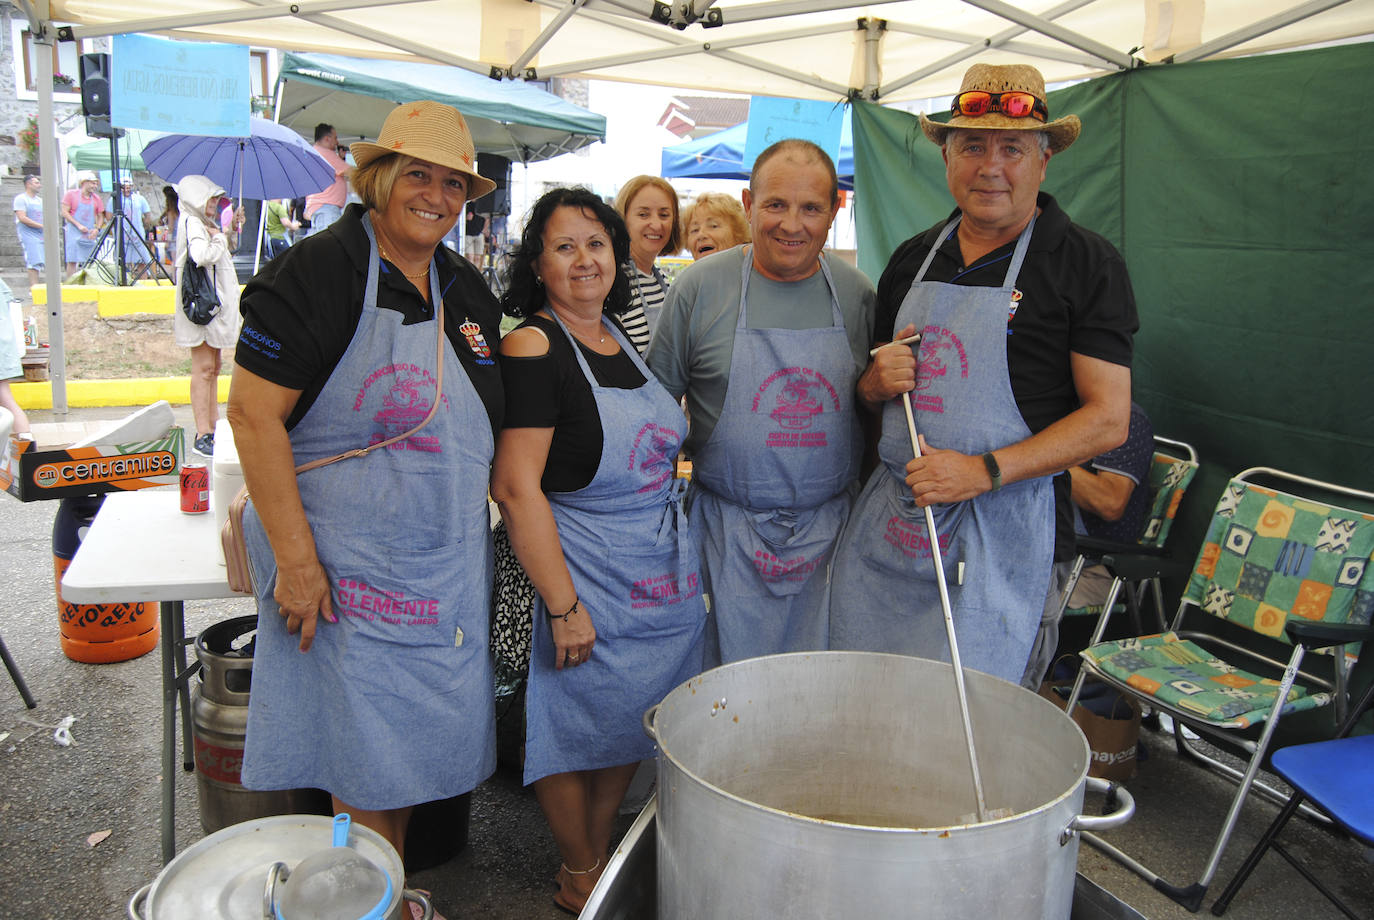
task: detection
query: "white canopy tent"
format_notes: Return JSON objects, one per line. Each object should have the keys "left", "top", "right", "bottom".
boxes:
{"left": 19, "top": 0, "right": 1374, "bottom": 411}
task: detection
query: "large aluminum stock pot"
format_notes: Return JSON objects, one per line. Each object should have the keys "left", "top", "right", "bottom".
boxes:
{"left": 127, "top": 815, "right": 433, "bottom": 920}
{"left": 643, "top": 652, "right": 1134, "bottom": 920}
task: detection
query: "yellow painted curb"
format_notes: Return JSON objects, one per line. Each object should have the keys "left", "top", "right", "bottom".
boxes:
{"left": 98, "top": 286, "right": 177, "bottom": 316}
{"left": 29, "top": 282, "right": 245, "bottom": 318}
{"left": 10, "top": 375, "right": 231, "bottom": 409}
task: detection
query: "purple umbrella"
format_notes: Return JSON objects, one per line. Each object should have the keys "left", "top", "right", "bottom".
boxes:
{"left": 140, "top": 117, "right": 334, "bottom": 203}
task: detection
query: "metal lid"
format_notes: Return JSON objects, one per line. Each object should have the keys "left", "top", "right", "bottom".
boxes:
{"left": 142, "top": 816, "right": 403, "bottom": 920}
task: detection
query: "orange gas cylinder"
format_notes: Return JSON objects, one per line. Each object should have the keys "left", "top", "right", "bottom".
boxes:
{"left": 52, "top": 495, "right": 158, "bottom": 663}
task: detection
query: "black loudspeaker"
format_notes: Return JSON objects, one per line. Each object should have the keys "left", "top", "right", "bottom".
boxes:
{"left": 476, "top": 153, "right": 511, "bottom": 215}
{"left": 79, "top": 53, "right": 110, "bottom": 116}
{"left": 80, "top": 53, "right": 113, "bottom": 136}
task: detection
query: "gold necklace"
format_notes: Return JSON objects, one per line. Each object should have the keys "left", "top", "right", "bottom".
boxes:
{"left": 377, "top": 239, "right": 430, "bottom": 282}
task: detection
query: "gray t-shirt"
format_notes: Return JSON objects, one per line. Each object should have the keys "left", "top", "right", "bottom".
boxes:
{"left": 647, "top": 246, "right": 876, "bottom": 457}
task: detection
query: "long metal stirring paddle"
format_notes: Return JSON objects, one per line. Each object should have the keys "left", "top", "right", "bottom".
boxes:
{"left": 872, "top": 334, "right": 989, "bottom": 821}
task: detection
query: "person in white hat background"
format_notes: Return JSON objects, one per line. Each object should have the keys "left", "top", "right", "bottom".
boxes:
{"left": 831, "top": 63, "right": 1137, "bottom": 689}
{"left": 227, "top": 101, "right": 500, "bottom": 919}
{"left": 60, "top": 170, "right": 105, "bottom": 276}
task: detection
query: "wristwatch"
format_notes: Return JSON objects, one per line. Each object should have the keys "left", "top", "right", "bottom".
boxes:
{"left": 982, "top": 452, "right": 1002, "bottom": 492}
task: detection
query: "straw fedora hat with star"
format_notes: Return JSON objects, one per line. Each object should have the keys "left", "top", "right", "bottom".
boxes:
{"left": 351, "top": 100, "right": 497, "bottom": 200}
{"left": 920, "top": 63, "right": 1081, "bottom": 154}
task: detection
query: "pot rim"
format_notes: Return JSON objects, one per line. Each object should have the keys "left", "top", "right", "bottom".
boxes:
{"left": 141, "top": 814, "right": 406, "bottom": 919}
{"left": 651, "top": 651, "right": 1090, "bottom": 834}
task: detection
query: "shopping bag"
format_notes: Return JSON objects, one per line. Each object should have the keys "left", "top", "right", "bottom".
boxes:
{"left": 1038, "top": 661, "right": 1141, "bottom": 783}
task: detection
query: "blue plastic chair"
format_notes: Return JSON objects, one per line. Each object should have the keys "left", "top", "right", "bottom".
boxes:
{"left": 1210, "top": 675, "right": 1374, "bottom": 917}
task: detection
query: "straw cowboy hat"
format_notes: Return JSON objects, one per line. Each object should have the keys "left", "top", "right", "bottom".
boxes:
{"left": 920, "top": 63, "right": 1080, "bottom": 154}
{"left": 350, "top": 100, "right": 497, "bottom": 200}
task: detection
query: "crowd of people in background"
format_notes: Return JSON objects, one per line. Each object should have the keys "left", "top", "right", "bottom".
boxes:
{"left": 4, "top": 66, "right": 1141, "bottom": 919}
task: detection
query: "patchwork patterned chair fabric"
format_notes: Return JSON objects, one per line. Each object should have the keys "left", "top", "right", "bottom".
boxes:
{"left": 1073, "top": 467, "right": 1374, "bottom": 911}
{"left": 1060, "top": 436, "right": 1199, "bottom": 631}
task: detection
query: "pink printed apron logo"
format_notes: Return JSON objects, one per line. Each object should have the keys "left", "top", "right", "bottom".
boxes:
{"left": 753, "top": 548, "right": 829, "bottom": 584}
{"left": 884, "top": 514, "right": 952, "bottom": 560}
{"left": 353, "top": 363, "right": 450, "bottom": 451}
{"left": 914, "top": 326, "right": 969, "bottom": 414}
{"left": 627, "top": 422, "right": 678, "bottom": 494}
{"left": 334, "top": 577, "right": 440, "bottom": 626}
{"left": 629, "top": 571, "right": 700, "bottom": 610}
{"left": 751, "top": 367, "right": 841, "bottom": 448}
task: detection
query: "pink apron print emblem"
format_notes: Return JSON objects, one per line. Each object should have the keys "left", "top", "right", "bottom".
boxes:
{"left": 751, "top": 366, "right": 842, "bottom": 448}
{"left": 335, "top": 577, "right": 440, "bottom": 626}
{"left": 354, "top": 363, "right": 449, "bottom": 451}
{"left": 627, "top": 422, "right": 677, "bottom": 494}
{"left": 914, "top": 326, "right": 969, "bottom": 414}
{"left": 884, "top": 514, "right": 952, "bottom": 560}
{"left": 629, "top": 570, "right": 700, "bottom": 610}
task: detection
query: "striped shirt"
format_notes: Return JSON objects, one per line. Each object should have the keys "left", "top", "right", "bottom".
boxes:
{"left": 618, "top": 262, "right": 665, "bottom": 355}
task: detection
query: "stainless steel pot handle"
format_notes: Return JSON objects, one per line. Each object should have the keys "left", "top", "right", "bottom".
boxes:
{"left": 126, "top": 882, "right": 151, "bottom": 920}
{"left": 1060, "top": 777, "right": 1135, "bottom": 846}
{"left": 404, "top": 888, "right": 434, "bottom": 920}
{"left": 642, "top": 702, "right": 660, "bottom": 741}
{"left": 262, "top": 860, "right": 288, "bottom": 919}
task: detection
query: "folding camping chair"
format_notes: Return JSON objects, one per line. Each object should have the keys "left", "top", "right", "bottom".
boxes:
{"left": 1210, "top": 674, "right": 1374, "bottom": 917}
{"left": 1057, "top": 435, "right": 1200, "bottom": 657}
{"left": 1072, "top": 467, "right": 1374, "bottom": 911}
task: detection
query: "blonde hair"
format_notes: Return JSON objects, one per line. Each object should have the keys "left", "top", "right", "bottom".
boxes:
{"left": 614, "top": 175, "right": 681, "bottom": 256}
{"left": 680, "top": 192, "right": 750, "bottom": 250}
{"left": 351, "top": 153, "right": 413, "bottom": 212}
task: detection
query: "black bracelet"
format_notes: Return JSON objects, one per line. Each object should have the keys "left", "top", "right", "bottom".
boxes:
{"left": 548, "top": 598, "right": 579, "bottom": 622}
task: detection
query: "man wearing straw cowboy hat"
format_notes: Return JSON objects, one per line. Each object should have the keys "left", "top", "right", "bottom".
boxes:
{"left": 831, "top": 63, "right": 1137, "bottom": 688}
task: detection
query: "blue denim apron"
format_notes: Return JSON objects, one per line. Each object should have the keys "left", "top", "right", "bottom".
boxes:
{"left": 689, "top": 250, "right": 859, "bottom": 666}
{"left": 829, "top": 216, "right": 1052, "bottom": 683}
{"left": 524, "top": 310, "right": 705, "bottom": 784}
{"left": 65, "top": 193, "right": 97, "bottom": 263}
{"left": 16, "top": 194, "right": 43, "bottom": 268}
{"left": 242, "top": 215, "right": 496, "bottom": 809}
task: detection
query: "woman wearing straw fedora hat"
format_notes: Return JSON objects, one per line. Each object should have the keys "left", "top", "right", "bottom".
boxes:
{"left": 228, "top": 101, "right": 501, "bottom": 915}
{"left": 834, "top": 62, "right": 1137, "bottom": 688}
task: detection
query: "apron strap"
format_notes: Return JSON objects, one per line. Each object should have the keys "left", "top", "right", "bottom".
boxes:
{"left": 912, "top": 214, "right": 1037, "bottom": 291}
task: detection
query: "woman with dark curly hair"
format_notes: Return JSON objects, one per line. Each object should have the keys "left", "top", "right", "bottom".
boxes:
{"left": 490, "top": 187, "right": 705, "bottom": 914}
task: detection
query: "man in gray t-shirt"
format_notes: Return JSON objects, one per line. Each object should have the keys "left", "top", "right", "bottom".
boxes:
{"left": 646, "top": 139, "right": 876, "bottom": 667}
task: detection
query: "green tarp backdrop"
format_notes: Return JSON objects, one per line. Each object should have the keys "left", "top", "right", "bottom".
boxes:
{"left": 852, "top": 42, "right": 1374, "bottom": 578}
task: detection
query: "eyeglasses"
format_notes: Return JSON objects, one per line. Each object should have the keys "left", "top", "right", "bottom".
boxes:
{"left": 950, "top": 91, "right": 1048, "bottom": 123}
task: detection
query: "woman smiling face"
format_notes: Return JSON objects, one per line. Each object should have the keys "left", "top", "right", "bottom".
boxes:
{"left": 623, "top": 184, "right": 674, "bottom": 272}
{"left": 537, "top": 205, "right": 616, "bottom": 316}
{"left": 376, "top": 156, "right": 469, "bottom": 260}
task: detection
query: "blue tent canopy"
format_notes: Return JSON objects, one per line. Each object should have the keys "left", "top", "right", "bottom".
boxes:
{"left": 661, "top": 114, "right": 854, "bottom": 191}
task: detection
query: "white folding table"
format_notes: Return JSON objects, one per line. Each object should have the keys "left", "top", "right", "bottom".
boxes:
{"left": 59, "top": 488, "right": 248, "bottom": 865}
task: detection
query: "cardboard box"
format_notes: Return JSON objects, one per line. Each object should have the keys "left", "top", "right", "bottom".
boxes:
{"left": 1, "top": 428, "right": 183, "bottom": 501}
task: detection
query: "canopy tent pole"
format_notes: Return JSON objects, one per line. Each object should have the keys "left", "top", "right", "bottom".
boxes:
{"left": 58, "top": 0, "right": 430, "bottom": 41}
{"left": 1173, "top": 0, "right": 1352, "bottom": 63}
{"left": 880, "top": 0, "right": 1097, "bottom": 98}
{"left": 510, "top": 0, "right": 591, "bottom": 78}
{"left": 883, "top": 22, "right": 1107, "bottom": 69}
{"left": 537, "top": 21, "right": 845, "bottom": 79}
{"left": 860, "top": 17, "right": 885, "bottom": 99}
{"left": 25, "top": 6, "right": 67, "bottom": 416}
{"left": 960, "top": 0, "right": 1137, "bottom": 69}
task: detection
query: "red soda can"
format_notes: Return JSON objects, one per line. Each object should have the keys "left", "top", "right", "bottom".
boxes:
{"left": 181, "top": 463, "right": 209, "bottom": 514}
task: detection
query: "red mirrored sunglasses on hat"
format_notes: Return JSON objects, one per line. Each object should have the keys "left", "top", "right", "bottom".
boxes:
{"left": 950, "top": 90, "right": 1049, "bottom": 123}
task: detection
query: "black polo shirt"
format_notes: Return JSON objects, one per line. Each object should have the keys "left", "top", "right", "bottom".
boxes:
{"left": 874, "top": 192, "right": 1138, "bottom": 560}
{"left": 236, "top": 203, "right": 504, "bottom": 435}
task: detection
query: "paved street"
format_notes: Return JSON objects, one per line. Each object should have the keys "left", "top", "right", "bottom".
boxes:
{"left": 0, "top": 404, "right": 1371, "bottom": 919}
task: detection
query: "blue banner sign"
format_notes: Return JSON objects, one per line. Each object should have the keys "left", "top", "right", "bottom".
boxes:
{"left": 112, "top": 34, "right": 250, "bottom": 137}
{"left": 742, "top": 97, "right": 846, "bottom": 171}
